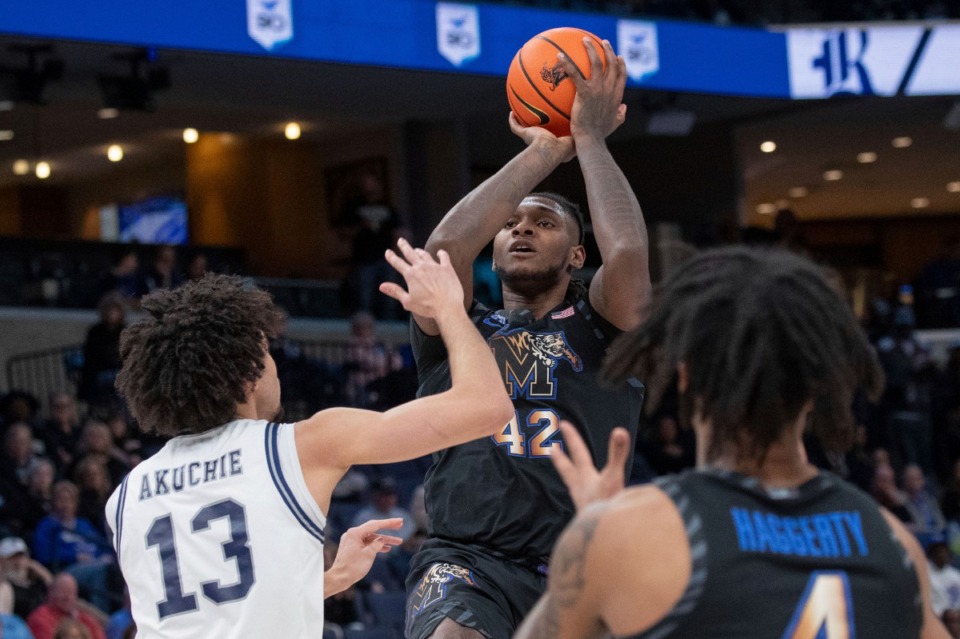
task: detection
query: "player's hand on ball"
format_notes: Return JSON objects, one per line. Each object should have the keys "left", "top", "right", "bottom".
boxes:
{"left": 332, "top": 518, "right": 404, "bottom": 590}
{"left": 560, "top": 38, "right": 627, "bottom": 140}
{"left": 508, "top": 113, "right": 576, "bottom": 163}
{"left": 551, "top": 420, "right": 630, "bottom": 511}
{"left": 380, "top": 238, "right": 464, "bottom": 318}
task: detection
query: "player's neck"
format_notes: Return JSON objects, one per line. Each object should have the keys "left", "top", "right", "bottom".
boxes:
{"left": 501, "top": 283, "right": 569, "bottom": 320}
{"left": 722, "top": 443, "right": 820, "bottom": 489}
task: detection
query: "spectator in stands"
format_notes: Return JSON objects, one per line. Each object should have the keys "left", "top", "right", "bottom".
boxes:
{"left": 138, "top": 245, "right": 182, "bottom": 295}
{"left": 929, "top": 538, "right": 960, "bottom": 616}
{"left": 643, "top": 413, "right": 695, "bottom": 475}
{"left": 74, "top": 422, "right": 128, "bottom": 487}
{"left": 0, "top": 536, "right": 52, "bottom": 620}
{"left": 341, "top": 172, "right": 405, "bottom": 319}
{"left": 27, "top": 573, "right": 105, "bottom": 639}
{"left": 31, "top": 482, "right": 112, "bottom": 613}
{"left": 184, "top": 251, "right": 209, "bottom": 283}
{"left": 343, "top": 312, "right": 400, "bottom": 408}
{"left": 0, "top": 391, "right": 41, "bottom": 431}
{"left": 41, "top": 394, "right": 81, "bottom": 476}
{"left": 870, "top": 463, "right": 916, "bottom": 526}
{"left": 79, "top": 294, "right": 125, "bottom": 410}
{"left": 26, "top": 459, "right": 55, "bottom": 517}
{"left": 0, "top": 611, "right": 34, "bottom": 639}
{"left": 2, "top": 422, "right": 41, "bottom": 486}
{"left": 71, "top": 460, "right": 111, "bottom": 536}
{"left": 351, "top": 478, "right": 416, "bottom": 543}
{"left": 1, "top": 570, "right": 11, "bottom": 614}
{"left": 904, "top": 463, "right": 947, "bottom": 543}
{"left": 98, "top": 249, "right": 140, "bottom": 305}
{"left": 103, "top": 589, "right": 131, "bottom": 639}
{"left": 101, "top": 414, "right": 140, "bottom": 469}
{"left": 54, "top": 618, "right": 93, "bottom": 639}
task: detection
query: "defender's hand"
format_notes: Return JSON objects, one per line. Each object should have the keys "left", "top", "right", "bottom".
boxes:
{"left": 558, "top": 38, "right": 627, "bottom": 141}
{"left": 380, "top": 238, "right": 464, "bottom": 318}
{"left": 551, "top": 420, "right": 630, "bottom": 511}
{"left": 329, "top": 518, "right": 404, "bottom": 591}
{"left": 508, "top": 112, "right": 576, "bottom": 163}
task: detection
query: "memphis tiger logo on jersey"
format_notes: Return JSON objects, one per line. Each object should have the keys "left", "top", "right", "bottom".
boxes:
{"left": 488, "top": 328, "right": 582, "bottom": 400}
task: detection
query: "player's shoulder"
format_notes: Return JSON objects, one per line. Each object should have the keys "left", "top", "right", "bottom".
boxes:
{"left": 579, "top": 484, "right": 687, "bottom": 554}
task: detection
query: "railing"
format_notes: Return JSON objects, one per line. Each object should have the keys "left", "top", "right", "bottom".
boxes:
{"left": 4, "top": 338, "right": 410, "bottom": 420}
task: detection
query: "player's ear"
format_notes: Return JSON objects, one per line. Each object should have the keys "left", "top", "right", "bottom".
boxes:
{"left": 569, "top": 245, "right": 585, "bottom": 269}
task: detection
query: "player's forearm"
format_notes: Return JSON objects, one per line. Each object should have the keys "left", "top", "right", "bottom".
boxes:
{"left": 426, "top": 139, "right": 567, "bottom": 262}
{"left": 576, "top": 136, "right": 648, "bottom": 260}
{"left": 435, "top": 306, "right": 513, "bottom": 432}
{"left": 323, "top": 566, "right": 350, "bottom": 599}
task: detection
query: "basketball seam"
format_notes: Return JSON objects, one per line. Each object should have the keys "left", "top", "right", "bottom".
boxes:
{"left": 536, "top": 34, "right": 591, "bottom": 81}
{"left": 509, "top": 85, "right": 549, "bottom": 125}
{"left": 518, "top": 52, "right": 571, "bottom": 121}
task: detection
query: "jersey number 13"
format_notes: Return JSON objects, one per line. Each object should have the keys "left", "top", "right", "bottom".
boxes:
{"left": 145, "top": 498, "right": 255, "bottom": 619}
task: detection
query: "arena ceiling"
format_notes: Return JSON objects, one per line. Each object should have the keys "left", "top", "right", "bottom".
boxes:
{"left": 0, "top": 36, "right": 957, "bottom": 221}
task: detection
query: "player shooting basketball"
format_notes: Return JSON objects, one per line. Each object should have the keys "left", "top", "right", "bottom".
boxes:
{"left": 405, "top": 37, "right": 649, "bottom": 639}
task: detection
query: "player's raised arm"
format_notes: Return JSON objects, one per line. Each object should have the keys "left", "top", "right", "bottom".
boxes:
{"left": 559, "top": 39, "right": 650, "bottom": 330}
{"left": 414, "top": 115, "right": 575, "bottom": 335}
{"left": 295, "top": 239, "right": 513, "bottom": 507}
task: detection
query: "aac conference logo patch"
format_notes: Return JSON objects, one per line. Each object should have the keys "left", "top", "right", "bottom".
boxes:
{"left": 436, "top": 3, "right": 481, "bottom": 68}
{"left": 617, "top": 19, "right": 660, "bottom": 83}
{"left": 247, "top": 0, "right": 293, "bottom": 51}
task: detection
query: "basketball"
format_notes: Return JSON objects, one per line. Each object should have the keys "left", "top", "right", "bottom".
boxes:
{"left": 506, "top": 27, "right": 607, "bottom": 138}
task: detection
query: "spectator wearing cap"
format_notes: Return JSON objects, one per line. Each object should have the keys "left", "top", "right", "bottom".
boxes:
{"left": 929, "top": 537, "right": 960, "bottom": 616}
{"left": 27, "top": 573, "right": 104, "bottom": 639}
{"left": 0, "top": 536, "right": 52, "bottom": 620}
{"left": 350, "top": 478, "right": 416, "bottom": 542}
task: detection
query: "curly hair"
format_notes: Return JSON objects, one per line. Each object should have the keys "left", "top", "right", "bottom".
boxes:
{"left": 115, "top": 274, "right": 282, "bottom": 437}
{"left": 603, "top": 246, "right": 884, "bottom": 464}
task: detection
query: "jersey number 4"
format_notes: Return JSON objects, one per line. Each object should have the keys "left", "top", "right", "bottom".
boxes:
{"left": 491, "top": 409, "right": 562, "bottom": 458}
{"left": 782, "top": 571, "right": 854, "bottom": 639}
{"left": 145, "top": 498, "right": 255, "bottom": 619}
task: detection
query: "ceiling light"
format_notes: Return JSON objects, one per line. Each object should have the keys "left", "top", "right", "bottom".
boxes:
{"left": 182, "top": 128, "right": 199, "bottom": 144}
{"left": 892, "top": 136, "right": 913, "bottom": 148}
{"left": 756, "top": 203, "right": 776, "bottom": 215}
{"left": 107, "top": 144, "right": 123, "bottom": 162}
{"left": 97, "top": 107, "right": 119, "bottom": 119}
{"left": 759, "top": 141, "right": 776, "bottom": 153}
{"left": 284, "top": 122, "right": 301, "bottom": 140}
{"left": 12, "top": 159, "right": 29, "bottom": 175}
{"left": 947, "top": 181, "right": 960, "bottom": 193}
{"left": 0, "top": 130, "right": 13, "bottom": 141}
{"left": 35, "top": 161, "right": 50, "bottom": 179}
{"left": 857, "top": 152, "right": 877, "bottom": 163}
{"left": 911, "top": 197, "right": 929, "bottom": 209}
{"left": 788, "top": 187, "right": 809, "bottom": 198}
{"left": 823, "top": 170, "right": 843, "bottom": 181}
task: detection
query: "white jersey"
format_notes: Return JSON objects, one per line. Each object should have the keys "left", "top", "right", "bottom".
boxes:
{"left": 105, "top": 420, "right": 327, "bottom": 639}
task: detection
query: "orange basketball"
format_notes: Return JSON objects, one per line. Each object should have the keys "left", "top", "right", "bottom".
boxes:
{"left": 506, "top": 27, "right": 607, "bottom": 138}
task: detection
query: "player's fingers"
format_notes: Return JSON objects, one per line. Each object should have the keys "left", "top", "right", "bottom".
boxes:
{"left": 395, "top": 237, "right": 420, "bottom": 264}
{"left": 605, "top": 427, "right": 630, "bottom": 476}
{"left": 556, "top": 52, "right": 583, "bottom": 86}
{"left": 509, "top": 111, "right": 527, "bottom": 135}
{"left": 357, "top": 518, "right": 404, "bottom": 534}
{"left": 378, "top": 282, "right": 409, "bottom": 304}
{"left": 549, "top": 444, "right": 577, "bottom": 486}
{"left": 437, "top": 249, "right": 452, "bottom": 269}
{"left": 558, "top": 420, "right": 594, "bottom": 468}
{"left": 384, "top": 248, "right": 411, "bottom": 275}
{"left": 377, "top": 535, "right": 404, "bottom": 548}
{"left": 584, "top": 38, "right": 603, "bottom": 80}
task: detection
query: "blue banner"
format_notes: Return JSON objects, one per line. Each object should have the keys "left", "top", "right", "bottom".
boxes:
{"left": 0, "top": 0, "right": 788, "bottom": 99}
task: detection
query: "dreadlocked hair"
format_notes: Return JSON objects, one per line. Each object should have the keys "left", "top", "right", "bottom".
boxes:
{"left": 602, "top": 246, "right": 883, "bottom": 464}
{"left": 529, "top": 191, "right": 585, "bottom": 244}
{"left": 115, "top": 274, "right": 283, "bottom": 437}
